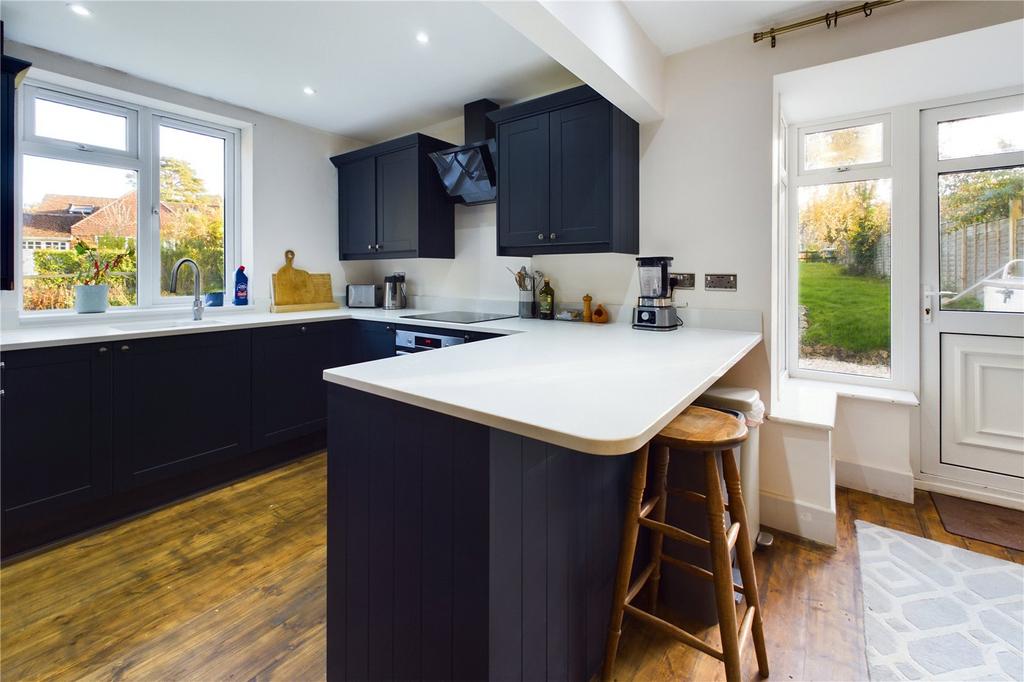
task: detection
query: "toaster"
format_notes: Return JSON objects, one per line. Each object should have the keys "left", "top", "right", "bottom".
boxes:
{"left": 346, "top": 284, "right": 381, "bottom": 308}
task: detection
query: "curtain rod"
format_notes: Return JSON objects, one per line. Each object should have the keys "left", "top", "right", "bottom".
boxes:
{"left": 753, "top": 0, "right": 904, "bottom": 48}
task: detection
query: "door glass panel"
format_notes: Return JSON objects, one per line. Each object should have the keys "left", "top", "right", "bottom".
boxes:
{"left": 797, "top": 178, "right": 892, "bottom": 378}
{"left": 803, "top": 122, "right": 884, "bottom": 171}
{"left": 938, "top": 111, "right": 1024, "bottom": 160}
{"left": 938, "top": 166, "right": 1024, "bottom": 312}
{"left": 21, "top": 156, "right": 138, "bottom": 311}
{"left": 34, "top": 97, "right": 128, "bottom": 151}
{"left": 158, "top": 124, "right": 226, "bottom": 297}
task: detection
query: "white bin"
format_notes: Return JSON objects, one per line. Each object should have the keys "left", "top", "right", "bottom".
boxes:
{"left": 694, "top": 386, "right": 772, "bottom": 547}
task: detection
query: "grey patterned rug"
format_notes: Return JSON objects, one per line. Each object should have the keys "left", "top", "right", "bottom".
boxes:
{"left": 857, "top": 520, "right": 1024, "bottom": 681}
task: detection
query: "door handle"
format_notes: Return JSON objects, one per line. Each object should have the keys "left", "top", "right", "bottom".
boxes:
{"left": 922, "top": 287, "right": 956, "bottom": 324}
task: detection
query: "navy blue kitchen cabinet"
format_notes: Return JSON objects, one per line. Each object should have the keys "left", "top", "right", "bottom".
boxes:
{"left": 332, "top": 133, "right": 455, "bottom": 260}
{"left": 350, "top": 320, "right": 395, "bottom": 362}
{"left": 1, "top": 343, "right": 113, "bottom": 523}
{"left": 251, "top": 321, "right": 338, "bottom": 449}
{"left": 111, "top": 330, "right": 252, "bottom": 490}
{"left": 489, "top": 85, "right": 639, "bottom": 257}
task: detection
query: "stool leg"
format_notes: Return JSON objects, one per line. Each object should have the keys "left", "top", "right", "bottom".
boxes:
{"left": 647, "top": 445, "right": 671, "bottom": 615}
{"left": 705, "top": 450, "right": 743, "bottom": 682}
{"left": 722, "top": 448, "right": 770, "bottom": 679}
{"left": 602, "top": 443, "right": 651, "bottom": 682}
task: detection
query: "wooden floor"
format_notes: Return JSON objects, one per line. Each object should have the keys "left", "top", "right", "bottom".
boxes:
{"left": 1, "top": 452, "right": 1020, "bottom": 682}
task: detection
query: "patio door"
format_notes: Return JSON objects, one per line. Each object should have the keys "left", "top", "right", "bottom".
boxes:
{"left": 920, "top": 95, "right": 1024, "bottom": 502}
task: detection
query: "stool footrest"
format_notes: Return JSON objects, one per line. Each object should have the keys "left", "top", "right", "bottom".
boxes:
{"left": 624, "top": 604, "right": 723, "bottom": 662}
{"left": 668, "top": 488, "right": 729, "bottom": 511}
{"left": 638, "top": 517, "right": 710, "bottom": 549}
{"left": 726, "top": 522, "right": 741, "bottom": 551}
{"left": 638, "top": 495, "right": 660, "bottom": 520}
{"left": 625, "top": 562, "right": 655, "bottom": 606}
{"left": 660, "top": 553, "right": 744, "bottom": 594}
{"left": 738, "top": 605, "right": 756, "bottom": 658}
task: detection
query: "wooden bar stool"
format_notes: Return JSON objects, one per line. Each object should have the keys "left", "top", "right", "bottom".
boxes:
{"left": 602, "top": 406, "right": 769, "bottom": 682}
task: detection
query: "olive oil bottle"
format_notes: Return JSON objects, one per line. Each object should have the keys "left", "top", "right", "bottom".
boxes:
{"left": 538, "top": 278, "right": 555, "bottom": 320}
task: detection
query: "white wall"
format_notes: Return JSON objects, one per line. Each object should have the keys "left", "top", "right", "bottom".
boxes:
{"left": 1, "top": 41, "right": 375, "bottom": 319}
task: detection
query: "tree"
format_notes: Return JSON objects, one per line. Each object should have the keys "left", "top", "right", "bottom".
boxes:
{"left": 939, "top": 168, "right": 1023, "bottom": 233}
{"left": 160, "top": 157, "right": 208, "bottom": 203}
{"left": 799, "top": 179, "right": 891, "bottom": 275}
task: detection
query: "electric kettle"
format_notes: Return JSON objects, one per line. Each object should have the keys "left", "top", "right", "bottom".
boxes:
{"left": 384, "top": 272, "right": 407, "bottom": 310}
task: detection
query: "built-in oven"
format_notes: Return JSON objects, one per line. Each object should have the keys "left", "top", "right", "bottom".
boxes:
{"left": 395, "top": 329, "right": 466, "bottom": 355}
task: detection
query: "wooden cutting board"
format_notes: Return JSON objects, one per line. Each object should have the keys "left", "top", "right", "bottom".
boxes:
{"left": 270, "top": 250, "right": 340, "bottom": 313}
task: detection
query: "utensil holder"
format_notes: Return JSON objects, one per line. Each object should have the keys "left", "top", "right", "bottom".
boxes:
{"left": 519, "top": 285, "right": 536, "bottom": 319}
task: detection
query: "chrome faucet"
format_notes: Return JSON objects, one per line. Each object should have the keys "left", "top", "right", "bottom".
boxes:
{"left": 169, "top": 258, "right": 204, "bottom": 321}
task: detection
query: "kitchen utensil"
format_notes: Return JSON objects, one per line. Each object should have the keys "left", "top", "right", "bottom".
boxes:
{"left": 583, "top": 294, "right": 593, "bottom": 322}
{"left": 384, "top": 272, "right": 407, "bottom": 310}
{"left": 592, "top": 304, "right": 609, "bottom": 323}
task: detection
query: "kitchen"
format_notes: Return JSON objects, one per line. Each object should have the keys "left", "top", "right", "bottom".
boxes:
{"left": 1, "top": 2, "right": 1023, "bottom": 681}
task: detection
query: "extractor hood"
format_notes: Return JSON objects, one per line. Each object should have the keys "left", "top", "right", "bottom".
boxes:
{"left": 429, "top": 99, "right": 498, "bottom": 206}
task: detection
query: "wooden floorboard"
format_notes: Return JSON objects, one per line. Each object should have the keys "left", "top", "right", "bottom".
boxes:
{"left": 1, "top": 453, "right": 1019, "bottom": 681}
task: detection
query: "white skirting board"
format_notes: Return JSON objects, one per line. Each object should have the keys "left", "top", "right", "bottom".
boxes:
{"left": 759, "top": 490, "right": 837, "bottom": 547}
{"left": 836, "top": 459, "right": 915, "bottom": 503}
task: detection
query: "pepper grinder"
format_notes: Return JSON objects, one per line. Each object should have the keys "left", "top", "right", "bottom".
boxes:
{"left": 582, "top": 294, "right": 593, "bottom": 323}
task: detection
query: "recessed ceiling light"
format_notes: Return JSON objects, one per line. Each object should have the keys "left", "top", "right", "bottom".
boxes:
{"left": 415, "top": 31, "right": 429, "bottom": 45}
{"left": 303, "top": 86, "right": 317, "bottom": 96}
{"left": 68, "top": 3, "right": 92, "bottom": 16}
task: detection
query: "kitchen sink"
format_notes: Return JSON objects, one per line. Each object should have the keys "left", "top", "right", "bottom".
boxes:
{"left": 111, "top": 319, "right": 226, "bottom": 332}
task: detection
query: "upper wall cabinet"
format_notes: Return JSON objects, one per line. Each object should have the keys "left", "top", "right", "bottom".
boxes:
{"left": 489, "top": 86, "right": 639, "bottom": 257}
{"left": 331, "top": 133, "right": 455, "bottom": 260}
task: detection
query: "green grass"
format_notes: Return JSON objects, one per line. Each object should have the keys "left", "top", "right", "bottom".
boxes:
{"left": 799, "top": 262, "right": 890, "bottom": 354}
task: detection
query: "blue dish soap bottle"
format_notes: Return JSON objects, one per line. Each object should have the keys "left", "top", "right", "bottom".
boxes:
{"left": 233, "top": 266, "right": 248, "bottom": 305}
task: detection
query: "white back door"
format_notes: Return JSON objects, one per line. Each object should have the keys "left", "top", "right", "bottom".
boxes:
{"left": 920, "top": 95, "right": 1024, "bottom": 501}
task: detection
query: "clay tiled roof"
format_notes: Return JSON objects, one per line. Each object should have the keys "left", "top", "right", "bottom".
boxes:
{"left": 22, "top": 213, "right": 77, "bottom": 239}
{"left": 70, "top": 193, "right": 141, "bottom": 238}
{"left": 32, "top": 194, "right": 117, "bottom": 214}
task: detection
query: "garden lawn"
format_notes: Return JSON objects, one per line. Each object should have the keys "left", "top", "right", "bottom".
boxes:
{"left": 799, "top": 262, "right": 890, "bottom": 354}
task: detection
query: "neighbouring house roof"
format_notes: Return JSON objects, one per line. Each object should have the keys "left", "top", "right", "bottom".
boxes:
{"left": 69, "top": 193, "right": 177, "bottom": 239}
{"left": 22, "top": 213, "right": 77, "bottom": 240}
{"left": 32, "top": 194, "right": 118, "bottom": 215}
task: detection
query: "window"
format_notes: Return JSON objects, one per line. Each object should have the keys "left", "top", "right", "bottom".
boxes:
{"left": 789, "top": 115, "right": 894, "bottom": 380}
{"left": 19, "top": 83, "right": 239, "bottom": 312}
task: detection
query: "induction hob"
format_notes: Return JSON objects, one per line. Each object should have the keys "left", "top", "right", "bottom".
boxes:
{"left": 400, "top": 311, "right": 517, "bottom": 324}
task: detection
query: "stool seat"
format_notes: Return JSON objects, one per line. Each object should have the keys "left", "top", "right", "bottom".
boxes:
{"left": 654, "top": 405, "right": 748, "bottom": 450}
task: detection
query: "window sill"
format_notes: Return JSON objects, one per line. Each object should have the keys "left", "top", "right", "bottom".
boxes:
{"left": 769, "top": 375, "right": 918, "bottom": 431}
{"left": 15, "top": 301, "right": 263, "bottom": 329}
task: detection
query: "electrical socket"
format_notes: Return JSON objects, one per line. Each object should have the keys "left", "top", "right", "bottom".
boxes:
{"left": 672, "top": 273, "right": 695, "bottom": 290}
{"left": 705, "top": 274, "right": 737, "bottom": 291}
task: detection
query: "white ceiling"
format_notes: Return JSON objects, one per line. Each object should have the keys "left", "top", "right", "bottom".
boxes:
{"left": 777, "top": 20, "right": 1024, "bottom": 123}
{"left": 624, "top": 0, "right": 842, "bottom": 56}
{"left": 1, "top": 1, "right": 576, "bottom": 141}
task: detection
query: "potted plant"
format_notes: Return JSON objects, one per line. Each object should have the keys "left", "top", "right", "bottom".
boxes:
{"left": 73, "top": 240, "right": 127, "bottom": 314}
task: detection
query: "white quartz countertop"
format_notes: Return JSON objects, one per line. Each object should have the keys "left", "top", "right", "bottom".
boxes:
{"left": 323, "top": 317, "right": 761, "bottom": 456}
{"left": 0, "top": 306, "right": 525, "bottom": 351}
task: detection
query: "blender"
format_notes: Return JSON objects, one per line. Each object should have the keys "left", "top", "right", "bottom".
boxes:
{"left": 633, "top": 256, "right": 682, "bottom": 331}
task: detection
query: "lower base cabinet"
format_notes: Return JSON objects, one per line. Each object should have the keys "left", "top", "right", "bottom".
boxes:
{"left": 113, "top": 330, "right": 253, "bottom": 490}
{"left": 1, "top": 343, "right": 113, "bottom": 523}
{"left": 0, "top": 321, "right": 352, "bottom": 558}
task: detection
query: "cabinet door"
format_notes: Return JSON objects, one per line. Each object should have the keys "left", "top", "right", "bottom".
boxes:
{"left": 252, "top": 322, "right": 335, "bottom": 449}
{"left": 498, "top": 113, "right": 550, "bottom": 248}
{"left": 549, "top": 99, "right": 610, "bottom": 247}
{"left": 376, "top": 146, "right": 418, "bottom": 255}
{"left": 1, "top": 343, "right": 113, "bottom": 521}
{"left": 351, "top": 321, "right": 396, "bottom": 363}
{"left": 339, "top": 156, "right": 377, "bottom": 258}
{"left": 112, "top": 331, "right": 251, "bottom": 490}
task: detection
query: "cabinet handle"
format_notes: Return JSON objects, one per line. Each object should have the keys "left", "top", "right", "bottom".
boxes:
{"left": 300, "top": 326, "right": 307, "bottom": 333}
{"left": 367, "top": 243, "right": 373, "bottom": 250}
{"left": 121, "top": 344, "right": 131, "bottom": 352}
{"left": 376, "top": 244, "right": 381, "bottom": 251}
{"left": 537, "top": 233, "right": 545, "bottom": 240}
{"left": 98, "top": 346, "right": 108, "bottom": 353}
{"left": 550, "top": 232, "right": 557, "bottom": 240}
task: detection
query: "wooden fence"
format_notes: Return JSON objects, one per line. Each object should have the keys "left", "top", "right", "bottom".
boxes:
{"left": 939, "top": 217, "right": 1024, "bottom": 291}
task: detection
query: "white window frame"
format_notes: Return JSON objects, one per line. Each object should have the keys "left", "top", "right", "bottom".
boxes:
{"left": 19, "top": 80, "right": 240, "bottom": 313}
{"left": 797, "top": 113, "right": 892, "bottom": 179}
{"left": 786, "top": 111, "right": 905, "bottom": 388}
